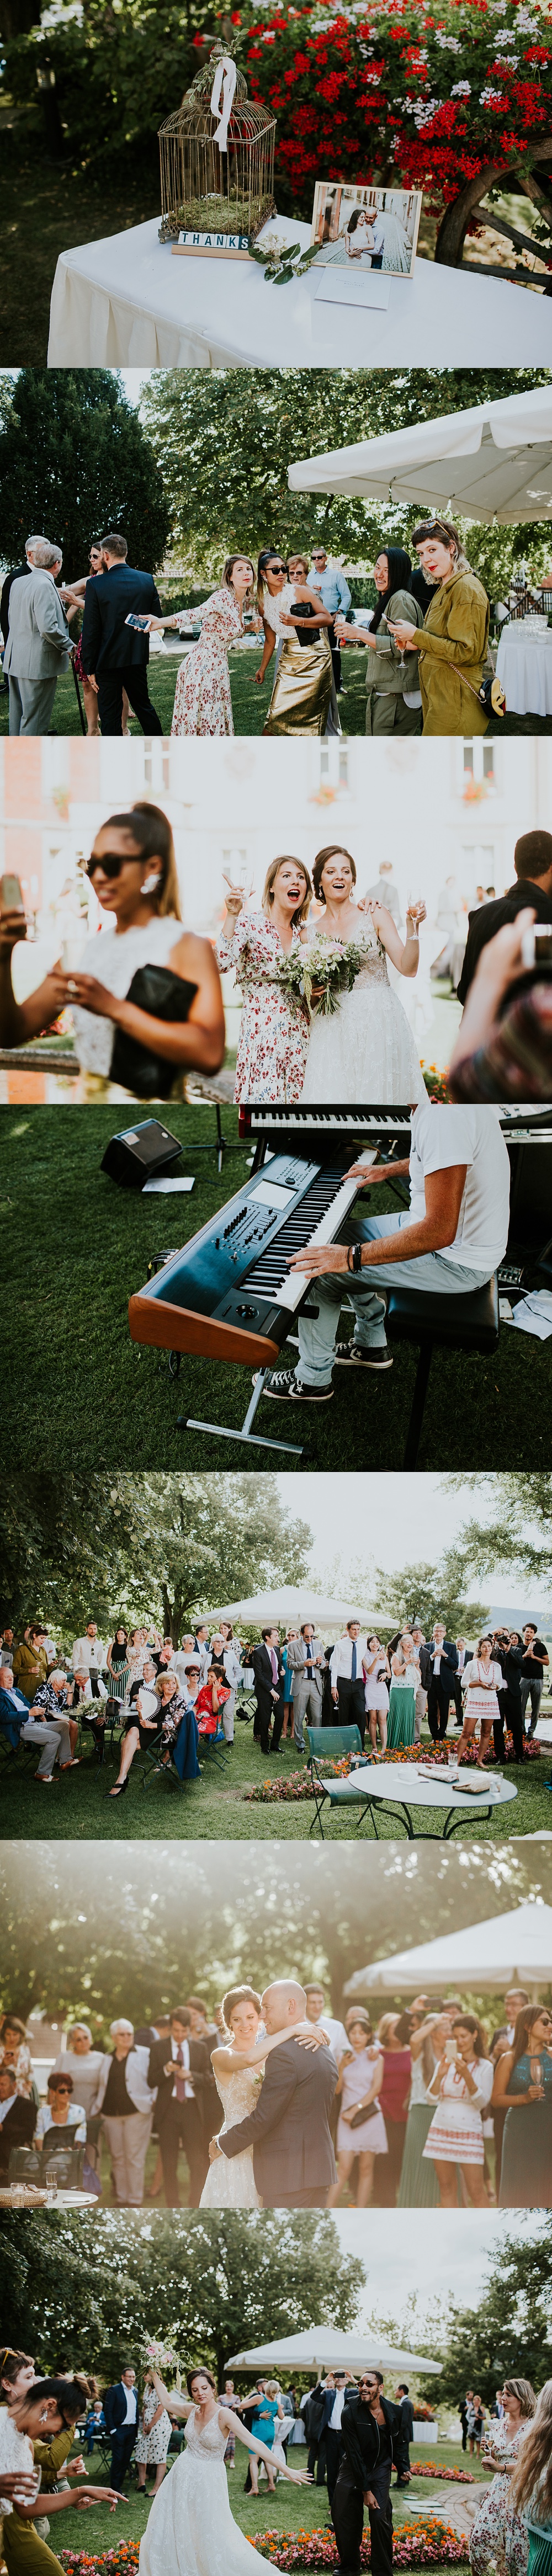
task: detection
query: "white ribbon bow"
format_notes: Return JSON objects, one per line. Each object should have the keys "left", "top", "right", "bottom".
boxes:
{"left": 210, "top": 54, "right": 237, "bottom": 154}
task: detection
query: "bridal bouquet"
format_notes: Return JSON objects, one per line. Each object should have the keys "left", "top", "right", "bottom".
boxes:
{"left": 142, "top": 2334, "right": 182, "bottom": 2381}
{"left": 277, "top": 938, "right": 369, "bottom": 1021}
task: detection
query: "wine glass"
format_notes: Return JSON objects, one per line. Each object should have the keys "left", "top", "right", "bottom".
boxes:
{"left": 45, "top": 2165, "right": 59, "bottom": 2204}
{"left": 529, "top": 2056, "right": 543, "bottom": 2092}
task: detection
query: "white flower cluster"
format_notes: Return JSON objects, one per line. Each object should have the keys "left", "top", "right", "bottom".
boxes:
{"left": 434, "top": 29, "right": 461, "bottom": 44}
{"left": 493, "top": 47, "right": 519, "bottom": 59}
{"left": 412, "top": 90, "right": 440, "bottom": 120}
{"left": 479, "top": 79, "right": 507, "bottom": 97}
{"left": 513, "top": 7, "right": 539, "bottom": 23}
{"left": 450, "top": 76, "right": 471, "bottom": 89}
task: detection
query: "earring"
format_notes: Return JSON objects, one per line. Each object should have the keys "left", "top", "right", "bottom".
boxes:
{"left": 141, "top": 873, "right": 160, "bottom": 895}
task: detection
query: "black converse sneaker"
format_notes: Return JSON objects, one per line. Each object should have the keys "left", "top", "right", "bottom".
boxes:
{"left": 333, "top": 1341, "right": 392, "bottom": 1369}
{"left": 252, "top": 1368, "right": 334, "bottom": 1404}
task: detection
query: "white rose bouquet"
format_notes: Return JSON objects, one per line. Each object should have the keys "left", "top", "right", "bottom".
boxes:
{"left": 277, "top": 937, "right": 370, "bottom": 1020}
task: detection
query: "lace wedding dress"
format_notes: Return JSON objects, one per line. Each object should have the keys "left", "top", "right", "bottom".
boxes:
{"left": 139, "top": 2406, "right": 274, "bottom": 2576}
{"left": 301, "top": 933, "right": 425, "bottom": 1103}
{"left": 199, "top": 2062, "right": 262, "bottom": 2208}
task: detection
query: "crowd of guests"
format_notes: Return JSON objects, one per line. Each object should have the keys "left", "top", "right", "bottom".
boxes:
{"left": 3, "top": 2345, "right": 552, "bottom": 2576}
{"left": 0, "top": 1612, "right": 547, "bottom": 1787}
{"left": 1, "top": 1973, "right": 551, "bottom": 2212}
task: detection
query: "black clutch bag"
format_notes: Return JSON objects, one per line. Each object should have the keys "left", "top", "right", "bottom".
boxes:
{"left": 348, "top": 2098, "right": 381, "bottom": 2129}
{"left": 109, "top": 964, "right": 198, "bottom": 1100}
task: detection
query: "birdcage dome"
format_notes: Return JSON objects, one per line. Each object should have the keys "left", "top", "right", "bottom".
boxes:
{"left": 159, "top": 44, "right": 277, "bottom": 244}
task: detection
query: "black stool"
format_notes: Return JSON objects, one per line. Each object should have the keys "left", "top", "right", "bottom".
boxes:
{"left": 386, "top": 1272, "right": 499, "bottom": 1469}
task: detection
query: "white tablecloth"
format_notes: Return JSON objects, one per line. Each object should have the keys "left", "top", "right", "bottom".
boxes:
{"left": 47, "top": 214, "right": 552, "bottom": 367}
{"left": 496, "top": 623, "right": 552, "bottom": 718}
{"left": 321, "top": 1761, "right": 518, "bottom": 1823}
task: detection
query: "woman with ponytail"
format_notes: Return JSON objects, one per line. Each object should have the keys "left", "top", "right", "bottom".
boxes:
{"left": 0, "top": 803, "right": 225, "bottom": 1098}
{"left": 0, "top": 2375, "right": 123, "bottom": 2576}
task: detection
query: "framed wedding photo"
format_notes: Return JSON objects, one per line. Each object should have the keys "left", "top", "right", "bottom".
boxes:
{"left": 310, "top": 182, "right": 423, "bottom": 276}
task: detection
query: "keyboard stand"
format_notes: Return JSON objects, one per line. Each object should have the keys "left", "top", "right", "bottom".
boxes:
{"left": 181, "top": 1368, "right": 307, "bottom": 1459}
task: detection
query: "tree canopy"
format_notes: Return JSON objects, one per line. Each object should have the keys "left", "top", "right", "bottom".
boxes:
{"left": 0, "top": 371, "right": 169, "bottom": 582}
{"left": 412, "top": 2221, "right": 552, "bottom": 2407}
{"left": 140, "top": 367, "right": 552, "bottom": 585}
{"left": 2, "top": 1838, "right": 549, "bottom": 2033}
{"left": 0, "top": 1471, "right": 312, "bottom": 1639}
{"left": 443, "top": 1477, "right": 552, "bottom": 1604}
{"left": 0, "top": 2209, "right": 363, "bottom": 2386}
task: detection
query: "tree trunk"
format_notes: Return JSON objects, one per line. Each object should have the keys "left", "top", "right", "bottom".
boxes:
{"left": 435, "top": 136, "right": 552, "bottom": 264}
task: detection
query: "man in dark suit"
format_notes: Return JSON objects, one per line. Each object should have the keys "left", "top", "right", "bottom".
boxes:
{"left": 457, "top": 829, "right": 552, "bottom": 1005}
{"left": 252, "top": 1629, "right": 285, "bottom": 1756}
{"left": 426, "top": 1627, "right": 458, "bottom": 1743}
{"left": 0, "top": 2066, "right": 35, "bottom": 2175}
{"left": 332, "top": 2372, "right": 401, "bottom": 2576}
{"left": 146, "top": 2006, "right": 208, "bottom": 2206}
{"left": 103, "top": 2366, "right": 139, "bottom": 2488}
{"left": 394, "top": 2383, "right": 415, "bottom": 2486}
{"left": 211, "top": 1978, "right": 337, "bottom": 2207}
{"left": 81, "top": 531, "right": 163, "bottom": 737}
{"left": 452, "top": 1640, "right": 473, "bottom": 1726}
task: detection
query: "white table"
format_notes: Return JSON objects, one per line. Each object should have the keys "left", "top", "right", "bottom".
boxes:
{"left": 47, "top": 214, "right": 552, "bottom": 367}
{"left": 310, "top": 1757, "right": 518, "bottom": 1838}
{"left": 496, "top": 622, "right": 552, "bottom": 718}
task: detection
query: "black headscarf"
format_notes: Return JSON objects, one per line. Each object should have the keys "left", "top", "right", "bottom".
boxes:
{"left": 369, "top": 546, "right": 413, "bottom": 632}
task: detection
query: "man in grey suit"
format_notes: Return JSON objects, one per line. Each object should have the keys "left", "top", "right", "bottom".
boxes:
{"left": 285, "top": 1624, "right": 325, "bottom": 1753}
{"left": 4, "top": 536, "right": 75, "bottom": 734}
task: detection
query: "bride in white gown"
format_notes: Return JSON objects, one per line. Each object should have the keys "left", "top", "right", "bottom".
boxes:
{"left": 199, "top": 1980, "right": 329, "bottom": 2208}
{"left": 139, "top": 2366, "right": 311, "bottom": 2576}
{"left": 301, "top": 843, "right": 427, "bottom": 1103}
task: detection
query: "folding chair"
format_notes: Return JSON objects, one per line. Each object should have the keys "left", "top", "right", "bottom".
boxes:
{"left": 197, "top": 1722, "right": 229, "bottom": 1775}
{"left": 304, "top": 1724, "right": 363, "bottom": 1836}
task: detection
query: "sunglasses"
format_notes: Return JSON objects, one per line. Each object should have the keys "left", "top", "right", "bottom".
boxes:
{"left": 267, "top": 563, "right": 287, "bottom": 575}
{"left": 86, "top": 852, "right": 137, "bottom": 881}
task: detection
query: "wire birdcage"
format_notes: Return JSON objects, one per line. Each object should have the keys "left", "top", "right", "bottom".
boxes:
{"left": 159, "top": 44, "right": 277, "bottom": 244}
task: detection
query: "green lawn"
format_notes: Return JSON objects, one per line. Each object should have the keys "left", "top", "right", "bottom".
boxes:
{"left": 1, "top": 648, "right": 550, "bottom": 740}
{"left": 51, "top": 2436, "right": 482, "bottom": 2558}
{"left": 0, "top": 137, "right": 158, "bottom": 366}
{"left": 1, "top": 1683, "right": 546, "bottom": 1842}
{"left": 2, "top": 1103, "right": 551, "bottom": 1488}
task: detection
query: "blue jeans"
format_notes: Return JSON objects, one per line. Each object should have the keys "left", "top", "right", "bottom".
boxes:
{"left": 296, "top": 1214, "right": 491, "bottom": 1387}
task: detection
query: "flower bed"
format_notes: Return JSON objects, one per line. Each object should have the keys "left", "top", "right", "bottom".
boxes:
{"left": 245, "top": 1734, "right": 538, "bottom": 1799}
{"left": 411, "top": 2466, "right": 475, "bottom": 2482}
{"left": 248, "top": 2520, "right": 470, "bottom": 2566}
{"left": 242, "top": 0, "right": 552, "bottom": 222}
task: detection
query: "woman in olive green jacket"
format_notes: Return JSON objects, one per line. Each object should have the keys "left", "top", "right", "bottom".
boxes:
{"left": 337, "top": 545, "right": 423, "bottom": 735}
{"left": 390, "top": 519, "right": 490, "bottom": 736}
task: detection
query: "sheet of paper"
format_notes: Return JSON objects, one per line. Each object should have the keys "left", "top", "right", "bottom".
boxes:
{"left": 314, "top": 270, "right": 391, "bottom": 311}
{"left": 142, "top": 1176, "right": 195, "bottom": 1194}
{"left": 506, "top": 1290, "right": 552, "bottom": 1342}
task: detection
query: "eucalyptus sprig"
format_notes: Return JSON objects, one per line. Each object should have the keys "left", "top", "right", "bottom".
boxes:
{"left": 248, "top": 234, "right": 321, "bottom": 285}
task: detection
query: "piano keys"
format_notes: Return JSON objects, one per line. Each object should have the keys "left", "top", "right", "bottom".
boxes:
{"left": 128, "top": 1146, "right": 380, "bottom": 1368}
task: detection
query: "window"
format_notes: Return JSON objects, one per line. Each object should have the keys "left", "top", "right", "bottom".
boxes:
{"left": 482, "top": 743, "right": 495, "bottom": 780}
{"left": 463, "top": 746, "right": 474, "bottom": 776}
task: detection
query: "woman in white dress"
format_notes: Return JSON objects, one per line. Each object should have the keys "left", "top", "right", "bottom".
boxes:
{"left": 0, "top": 806, "right": 224, "bottom": 1102}
{"left": 457, "top": 1637, "right": 503, "bottom": 1768}
{"left": 326, "top": 2009, "right": 388, "bottom": 2207}
{"left": 140, "top": 2364, "right": 311, "bottom": 2576}
{"left": 423, "top": 2014, "right": 493, "bottom": 2207}
{"left": 301, "top": 845, "right": 426, "bottom": 1103}
{"left": 363, "top": 1636, "right": 390, "bottom": 1752}
{"left": 253, "top": 550, "right": 335, "bottom": 736}
{"left": 199, "top": 1982, "right": 330, "bottom": 2209}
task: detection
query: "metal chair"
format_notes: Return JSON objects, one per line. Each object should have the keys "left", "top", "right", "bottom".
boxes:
{"left": 304, "top": 1722, "right": 363, "bottom": 1836}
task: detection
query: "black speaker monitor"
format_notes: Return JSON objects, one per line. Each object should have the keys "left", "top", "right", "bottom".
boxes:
{"left": 100, "top": 1119, "right": 183, "bottom": 1190}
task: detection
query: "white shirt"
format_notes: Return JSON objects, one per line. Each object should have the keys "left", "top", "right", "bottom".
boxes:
{"left": 36, "top": 2102, "right": 87, "bottom": 2145}
{"left": 0, "top": 2090, "right": 18, "bottom": 2124}
{"left": 169, "top": 2034, "right": 193, "bottom": 2099}
{"left": 319, "top": 2014, "right": 349, "bottom": 2065}
{"left": 329, "top": 2390, "right": 347, "bottom": 2431}
{"left": 408, "top": 1104, "right": 510, "bottom": 1274}
{"left": 174, "top": 1651, "right": 198, "bottom": 1692}
{"left": 331, "top": 1636, "right": 365, "bottom": 1685}
{"left": 121, "top": 2385, "right": 138, "bottom": 2424}
{"left": 72, "top": 1635, "right": 105, "bottom": 1674}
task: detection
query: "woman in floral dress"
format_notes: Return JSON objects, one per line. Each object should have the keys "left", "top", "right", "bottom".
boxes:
{"left": 136, "top": 2374, "right": 173, "bottom": 2497}
{"left": 470, "top": 2382, "right": 536, "bottom": 2576}
{"left": 216, "top": 855, "right": 312, "bottom": 1101}
{"left": 149, "top": 556, "right": 254, "bottom": 736}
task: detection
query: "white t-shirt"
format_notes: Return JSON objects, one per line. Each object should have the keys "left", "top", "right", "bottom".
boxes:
{"left": 72, "top": 1636, "right": 105, "bottom": 1674}
{"left": 319, "top": 2014, "right": 349, "bottom": 2064}
{"left": 408, "top": 1104, "right": 509, "bottom": 1273}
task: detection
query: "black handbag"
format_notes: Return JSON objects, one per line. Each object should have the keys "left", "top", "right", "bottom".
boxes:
{"left": 109, "top": 964, "right": 198, "bottom": 1100}
{"left": 348, "top": 2098, "right": 381, "bottom": 2130}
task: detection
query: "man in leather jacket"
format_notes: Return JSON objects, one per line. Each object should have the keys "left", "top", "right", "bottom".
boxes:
{"left": 332, "top": 2371, "right": 401, "bottom": 2576}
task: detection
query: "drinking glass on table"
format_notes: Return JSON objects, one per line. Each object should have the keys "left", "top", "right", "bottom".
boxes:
{"left": 45, "top": 2165, "right": 59, "bottom": 2203}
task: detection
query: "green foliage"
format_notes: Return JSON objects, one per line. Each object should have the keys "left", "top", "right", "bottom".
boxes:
{"left": 0, "top": 1470, "right": 311, "bottom": 1638}
{"left": 140, "top": 368, "right": 552, "bottom": 583}
{"left": 443, "top": 1477, "right": 552, "bottom": 1601}
{"left": 377, "top": 1559, "right": 488, "bottom": 1642}
{"left": 0, "top": 371, "right": 170, "bottom": 581}
{"left": 1, "top": 1838, "right": 550, "bottom": 2026}
{"left": 0, "top": 2209, "right": 364, "bottom": 2385}
{"left": 415, "top": 2221, "right": 552, "bottom": 2406}
{"left": 1, "top": 3, "right": 204, "bottom": 157}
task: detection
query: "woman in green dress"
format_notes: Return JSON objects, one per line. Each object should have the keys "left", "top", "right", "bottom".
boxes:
{"left": 386, "top": 1634, "right": 417, "bottom": 1750}
{"left": 493, "top": 2004, "right": 552, "bottom": 2209}
{"left": 397, "top": 2007, "right": 457, "bottom": 2207}
{"left": 511, "top": 2381, "right": 552, "bottom": 2576}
